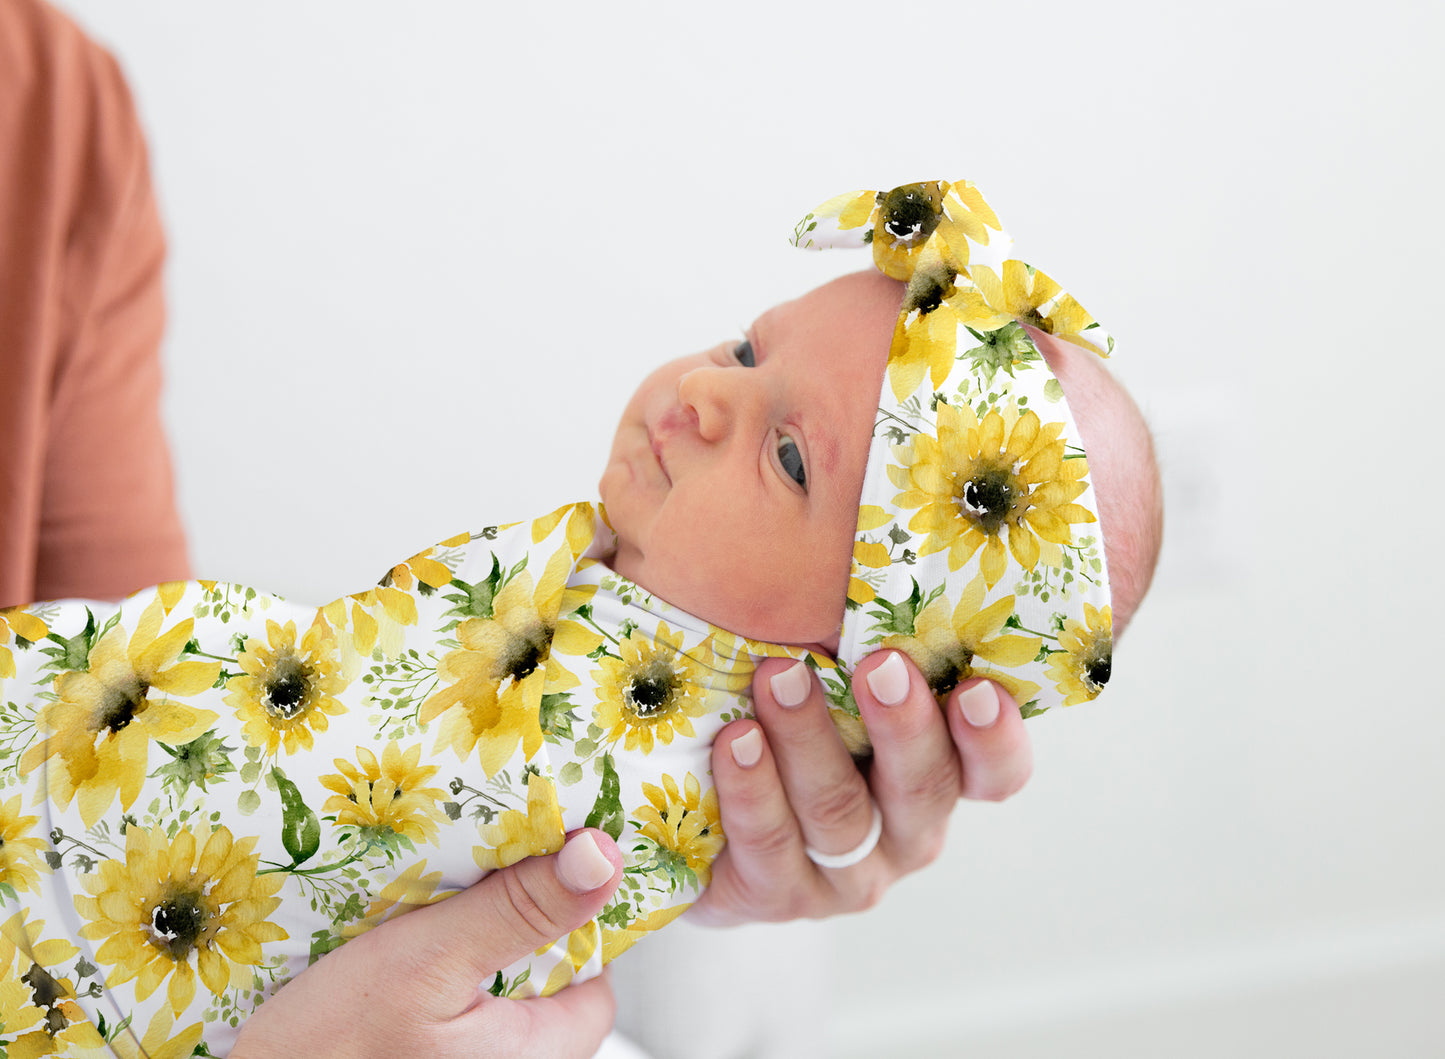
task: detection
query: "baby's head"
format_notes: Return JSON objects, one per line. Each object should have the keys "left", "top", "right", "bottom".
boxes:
{"left": 599, "top": 180, "right": 1161, "bottom": 712}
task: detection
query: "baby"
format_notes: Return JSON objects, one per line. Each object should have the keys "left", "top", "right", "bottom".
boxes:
{"left": 0, "top": 180, "right": 1160, "bottom": 1056}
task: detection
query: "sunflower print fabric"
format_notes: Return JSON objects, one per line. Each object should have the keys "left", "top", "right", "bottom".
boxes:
{"left": 0, "top": 503, "right": 797, "bottom": 1055}
{"left": 0, "top": 178, "right": 1117, "bottom": 1055}
{"left": 794, "top": 180, "right": 1114, "bottom": 728}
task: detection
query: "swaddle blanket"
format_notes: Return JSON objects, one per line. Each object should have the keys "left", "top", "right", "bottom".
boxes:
{"left": 0, "top": 179, "right": 1115, "bottom": 1057}
{"left": 1, "top": 502, "right": 809, "bottom": 1055}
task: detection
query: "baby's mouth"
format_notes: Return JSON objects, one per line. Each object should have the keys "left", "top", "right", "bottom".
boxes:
{"left": 649, "top": 426, "right": 672, "bottom": 485}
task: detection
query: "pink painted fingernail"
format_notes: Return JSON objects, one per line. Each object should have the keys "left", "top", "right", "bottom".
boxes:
{"left": 959, "top": 681, "right": 1000, "bottom": 728}
{"left": 731, "top": 728, "right": 763, "bottom": 768}
{"left": 865, "top": 652, "right": 909, "bottom": 706}
{"left": 769, "top": 660, "right": 811, "bottom": 708}
{"left": 557, "top": 832, "right": 614, "bottom": 893}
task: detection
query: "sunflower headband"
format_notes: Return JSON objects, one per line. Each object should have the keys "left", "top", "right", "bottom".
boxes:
{"left": 794, "top": 181, "right": 1114, "bottom": 717}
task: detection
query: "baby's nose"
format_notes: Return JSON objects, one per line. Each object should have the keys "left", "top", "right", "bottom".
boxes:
{"left": 677, "top": 366, "right": 762, "bottom": 442}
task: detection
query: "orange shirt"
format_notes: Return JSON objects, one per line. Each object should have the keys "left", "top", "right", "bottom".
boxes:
{"left": 0, "top": 0, "right": 189, "bottom": 607}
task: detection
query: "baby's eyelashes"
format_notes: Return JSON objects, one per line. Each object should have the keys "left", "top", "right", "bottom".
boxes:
{"left": 777, "top": 433, "right": 807, "bottom": 491}
{"left": 732, "top": 339, "right": 755, "bottom": 367}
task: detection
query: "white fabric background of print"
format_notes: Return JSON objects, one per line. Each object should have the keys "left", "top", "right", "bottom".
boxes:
{"left": 53, "top": 1, "right": 1445, "bottom": 1055}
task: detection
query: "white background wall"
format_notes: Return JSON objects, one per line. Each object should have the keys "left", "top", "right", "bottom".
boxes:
{"left": 54, "top": 2, "right": 1445, "bottom": 1055}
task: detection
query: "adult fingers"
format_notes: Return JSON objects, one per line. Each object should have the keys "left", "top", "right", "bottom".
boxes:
{"left": 750, "top": 657, "right": 882, "bottom": 864}
{"left": 946, "top": 678, "right": 1033, "bottom": 802}
{"left": 850, "top": 650, "right": 964, "bottom": 873}
{"left": 457, "top": 970, "right": 618, "bottom": 1059}
{"left": 404, "top": 829, "right": 624, "bottom": 1012}
{"left": 690, "top": 718, "right": 820, "bottom": 927}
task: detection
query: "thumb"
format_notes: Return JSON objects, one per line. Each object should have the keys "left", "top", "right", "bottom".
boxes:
{"left": 406, "top": 829, "right": 624, "bottom": 1010}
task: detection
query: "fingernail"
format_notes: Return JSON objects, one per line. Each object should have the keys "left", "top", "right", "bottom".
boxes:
{"left": 769, "top": 660, "right": 810, "bottom": 708}
{"left": 865, "top": 652, "right": 909, "bottom": 706}
{"left": 556, "top": 832, "right": 614, "bottom": 893}
{"left": 731, "top": 728, "right": 763, "bottom": 768}
{"left": 959, "top": 681, "right": 1000, "bottom": 728}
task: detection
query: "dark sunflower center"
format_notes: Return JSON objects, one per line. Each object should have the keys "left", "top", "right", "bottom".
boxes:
{"left": 96, "top": 676, "right": 150, "bottom": 734}
{"left": 148, "top": 891, "right": 209, "bottom": 960}
{"left": 879, "top": 185, "right": 941, "bottom": 246}
{"left": 22, "top": 962, "right": 68, "bottom": 1034}
{"left": 1082, "top": 651, "right": 1112, "bottom": 693}
{"left": 958, "top": 469, "right": 1016, "bottom": 534}
{"left": 905, "top": 269, "right": 953, "bottom": 316}
{"left": 1018, "top": 306, "right": 1050, "bottom": 331}
{"left": 263, "top": 656, "right": 311, "bottom": 719}
{"left": 624, "top": 661, "right": 679, "bottom": 719}
{"left": 349, "top": 779, "right": 404, "bottom": 805}
{"left": 501, "top": 629, "right": 549, "bottom": 683}
{"left": 924, "top": 650, "right": 974, "bottom": 700}
{"left": 627, "top": 677, "right": 670, "bottom": 716}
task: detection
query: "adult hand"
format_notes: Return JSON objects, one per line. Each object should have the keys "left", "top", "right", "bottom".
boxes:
{"left": 692, "top": 651, "right": 1031, "bottom": 926}
{"left": 231, "top": 830, "right": 624, "bottom": 1059}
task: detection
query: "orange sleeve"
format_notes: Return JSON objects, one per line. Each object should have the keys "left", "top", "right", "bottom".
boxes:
{"left": 0, "top": 0, "right": 190, "bottom": 606}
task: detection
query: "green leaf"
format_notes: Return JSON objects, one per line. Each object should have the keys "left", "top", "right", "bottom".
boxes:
{"left": 538, "top": 692, "right": 576, "bottom": 738}
{"left": 585, "top": 753, "right": 624, "bottom": 840}
{"left": 598, "top": 900, "right": 633, "bottom": 928}
{"left": 273, "top": 768, "right": 321, "bottom": 865}
{"left": 238, "top": 789, "right": 261, "bottom": 816}
{"left": 43, "top": 609, "right": 98, "bottom": 672}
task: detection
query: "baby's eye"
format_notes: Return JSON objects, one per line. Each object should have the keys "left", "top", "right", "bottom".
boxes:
{"left": 732, "top": 340, "right": 755, "bottom": 367}
{"left": 778, "top": 434, "right": 806, "bottom": 491}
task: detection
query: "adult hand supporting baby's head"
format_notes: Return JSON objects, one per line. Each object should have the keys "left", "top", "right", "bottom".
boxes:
{"left": 231, "top": 830, "right": 624, "bottom": 1059}
{"left": 691, "top": 651, "right": 1031, "bottom": 926}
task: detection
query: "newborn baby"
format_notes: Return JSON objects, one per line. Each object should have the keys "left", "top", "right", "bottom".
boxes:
{"left": 0, "top": 180, "right": 1160, "bottom": 1056}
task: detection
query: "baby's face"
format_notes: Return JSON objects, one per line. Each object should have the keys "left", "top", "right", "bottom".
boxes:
{"left": 599, "top": 271, "right": 902, "bottom": 648}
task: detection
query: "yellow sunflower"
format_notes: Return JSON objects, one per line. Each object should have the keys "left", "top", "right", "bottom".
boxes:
{"left": 109, "top": 1008, "right": 205, "bottom": 1059}
{"left": 847, "top": 507, "right": 894, "bottom": 607}
{"left": 473, "top": 773, "right": 565, "bottom": 871}
{"left": 830, "top": 180, "right": 1005, "bottom": 281}
{"left": 75, "top": 824, "right": 287, "bottom": 1016}
{"left": 381, "top": 531, "right": 469, "bottom": 596}
{"left": 635, "top": 773, "right": 724, "bottom": 890}
{"left": 342, "top": 858, "right": 455, "bottom": 938}
{"left": 0, "top": 794, "right": 48, "bottom": 895}
{"left": 884, "top": 240, "right": 1018, "bottom": 401}
{"left": 882, "top": 573, "right": 1042, "bottom": 706}
{"left": 225, "top": 617, "right": 349, "bottom": 756}
{"left": 0, "top": 606, "right": 47, "bottom": 679}
{"left": 970, "top": 259, "right": 1110, "bottom": 356}
{"left": 319, "top": 741, "right": 447, "bottom": 845}
{"left": 419, "top": 544, "right": 601, "bottom": 776}
{"left": 19, "top": 598, "right": 220, "bottom": 827}
{"left": 600, "top": 903, "right": 691, "bottom": 965}
{"left": 0, "top": 910, "right": 107, "bottom": 1057}
{"left": 1045, "top": 603, "right": 1113, "bottom": 706}
{"left": 592, "top": 622, "right": 713, "bottom": 755}
{"left": 889, "top": 399, "right": 1096, "bottom": 587}
{"left": 539, "top": 921, "right": 603, "bottom": 997}
{"left": 529, "top": 501, "right": 601, "bottom": 558}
